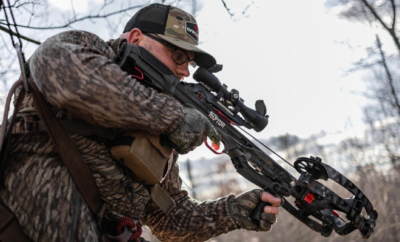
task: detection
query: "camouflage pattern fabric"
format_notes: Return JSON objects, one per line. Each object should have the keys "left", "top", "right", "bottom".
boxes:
{"left": 0, "top": 30, "right": 238, "bottom": 242}
{"left": 156, "top": 5, "right": 216, "bottom": 68}
{"left": 143, "top": 154, "right": 238, "bottom": 241}
{"left": 163, "top": 6, "right": 198, "bottom": 46}
{"left": 166, "top": 106, "right": 220, "bottom": 154}
{"left": 29, "top": 30, "right": 182, "bottom": 134}
{"left": 228, "top": 189, "right": 277, "bottom": 232}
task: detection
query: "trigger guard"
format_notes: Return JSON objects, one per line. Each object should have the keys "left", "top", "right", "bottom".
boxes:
{"left": 204, "top": 140, "right": 224, "bottom": 155}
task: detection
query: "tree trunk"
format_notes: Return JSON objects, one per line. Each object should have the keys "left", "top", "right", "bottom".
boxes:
{"left": 375, "top": 34, "right": 400, "bottom": 117}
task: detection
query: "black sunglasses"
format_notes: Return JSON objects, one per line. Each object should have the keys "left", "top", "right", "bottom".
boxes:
{"left": 144, "top": 33, "right": 196, "bottom": 68}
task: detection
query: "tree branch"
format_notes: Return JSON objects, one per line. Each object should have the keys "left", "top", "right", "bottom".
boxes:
{"left": 361, "top": 0, "right": 391, "bottom": 31}
{"left": 375, "top": 34, "right": 400, "bottom": 117}
{"left": 361, "top": 0, "right": 400, "bottom": 53}
{"left": 0, "top": 4, "right": 147, "bottom": 30}
{"left": 390, "top": 0, "right": 396, "bottom": 30}
{"left": 220, "top": 0, "right": 234, "bottom": 17}
{"left": 0, "top": 25, "right": 40, "bottom": 45}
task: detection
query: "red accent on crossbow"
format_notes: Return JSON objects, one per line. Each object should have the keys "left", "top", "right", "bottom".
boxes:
{"left": 131, "top": 66, "right": 144, "bottom": 80}
{"left": 197, "top": 91, "right": 204, "bottom": 99}
{"left": 204, "top": 140, "right": 224, "bottom": 155}
{"left": 215, "top": 109, "right": 236, "bottom": 125}
{"left": 304, "top": 192, "right": 315, "bottom": 204}
{"left": 331, "top": 210, "right": 339, "bottom": 218}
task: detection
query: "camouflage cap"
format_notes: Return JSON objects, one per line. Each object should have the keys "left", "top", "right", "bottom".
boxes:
{"left": 123, "top": 3, "right": 216, "bottom": 68}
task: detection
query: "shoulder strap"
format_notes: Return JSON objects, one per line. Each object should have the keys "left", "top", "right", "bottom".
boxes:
{"left": 27, "top": 78, "right": 104, "bottom": 218}
{"left": 0, "top": 201, "right": 32, "bottom": 242}
{"left": 0, "top": 80, "right": 30, "bottom": 241}
{"left": 0, "top": 79, "right": 25, "bottom": 179}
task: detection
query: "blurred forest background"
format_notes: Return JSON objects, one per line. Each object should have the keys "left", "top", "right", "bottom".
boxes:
{"left": 1, "top": 0, "right": 399, "bottom": 241}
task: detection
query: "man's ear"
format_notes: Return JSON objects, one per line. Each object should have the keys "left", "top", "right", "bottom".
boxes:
{"left": 127, "top": 28, "right": 143, "bottom": 45}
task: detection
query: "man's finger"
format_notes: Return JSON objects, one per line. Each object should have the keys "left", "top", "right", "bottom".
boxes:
{"left": 264, "top": 206, "right": 279, "bottom": 215}
{"left": 261, "top": 192, "right": 282, "bottom": 206}
{"left": 207, "top": 126, "right": 220, "bottom": 143}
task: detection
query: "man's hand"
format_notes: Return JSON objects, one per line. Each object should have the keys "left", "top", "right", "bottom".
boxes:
{"left": 166, "top": 106, "right": 220, "bottom": 154}
{"left": 228, "top": 189, "right": 281, "bottom": 232}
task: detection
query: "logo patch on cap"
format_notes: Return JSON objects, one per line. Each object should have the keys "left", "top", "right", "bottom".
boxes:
{"left": 185, "top": 22, "right": 199, "bottom": 45}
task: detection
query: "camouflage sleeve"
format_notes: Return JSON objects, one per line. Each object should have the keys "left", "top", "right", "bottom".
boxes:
{"left": 29, "top": 30, "right": 182, "bottom": 134}
{"left": 143, "top": 157, "right": 238, "bottom": 242}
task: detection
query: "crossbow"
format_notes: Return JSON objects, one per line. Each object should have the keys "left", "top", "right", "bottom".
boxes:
{"left": 114, "top": 42, "right": 378, "bottom": 239}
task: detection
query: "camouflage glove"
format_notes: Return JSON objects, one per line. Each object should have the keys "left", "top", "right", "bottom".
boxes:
{"left": 228, "top": 189, "right": 277, "bottom": 232}
{"left": 166, "top": 106, "right": 220, "bottom": 154}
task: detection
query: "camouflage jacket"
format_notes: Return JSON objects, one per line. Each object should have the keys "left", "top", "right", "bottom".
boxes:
{"left": 0, "top": 30, "right": 237, "bottom": 242}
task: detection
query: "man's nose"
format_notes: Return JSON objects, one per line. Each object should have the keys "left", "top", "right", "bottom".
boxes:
{"left": 176, "top": 62, "right": 190, "bottom": 78}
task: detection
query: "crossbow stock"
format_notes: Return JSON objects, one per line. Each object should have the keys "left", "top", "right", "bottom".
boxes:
{"left": 114, "top": 42, "right": 378, "bottom": 239}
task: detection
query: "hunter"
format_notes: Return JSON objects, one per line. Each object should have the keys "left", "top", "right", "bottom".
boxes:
{"left": 0, "top": 3, "right": 281, "bottom": 242}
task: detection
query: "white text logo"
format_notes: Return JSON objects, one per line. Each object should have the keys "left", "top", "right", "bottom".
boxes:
{"left": 209, "top": 111, "right": 225, "bottom": 128}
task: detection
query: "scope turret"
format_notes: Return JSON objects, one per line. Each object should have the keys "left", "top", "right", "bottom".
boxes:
{"left": 193, "top": 67, "right": 269, "bottom": 132}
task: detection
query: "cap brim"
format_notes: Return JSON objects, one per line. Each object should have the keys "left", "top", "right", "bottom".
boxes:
{"left": 156, "top": 34, "right": 216, "bottom": 68}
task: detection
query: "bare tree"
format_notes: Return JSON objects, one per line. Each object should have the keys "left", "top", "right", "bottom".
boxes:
{"left": 325, "top": 1, "right": 400, "bottom": 170}
{"left": 268, "top": 133, "right": 301, "bottom": 160}
{"left": 374, "top": 34, "right": 400, "bottom": 117}
{"left": 358, "top": 35, "right": 400, "bottom": 171}
{"left": 0, "top": 0, "right": 249, "bottom": 88}
{"left": 327, "top": 0, "right": 400, "bottom": 53}
{"left": 0, "top": 1, "right": 155, "bottom": 87}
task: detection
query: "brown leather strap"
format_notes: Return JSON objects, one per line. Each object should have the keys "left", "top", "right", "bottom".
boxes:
{"left": 0, "top": 80, "right": 25, "bottom": 179}
{"left": 0, "top": 80, "right": 122, "bottom": 240}
{"left": 27, "top": 78, "right": 103, "bottom": 218}
{"left": 0, "top": 201, "right": 32, "bottom": 242}
{"left": 0, "top": 80, "right": 31, "bottom": 241}
{"left": 36, "top": 119, "right": 118, "bottom": 141}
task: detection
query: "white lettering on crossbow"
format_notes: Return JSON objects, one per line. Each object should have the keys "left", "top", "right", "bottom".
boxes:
{"left": 209, "top": 111, "right": 225, "bottom": 128}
